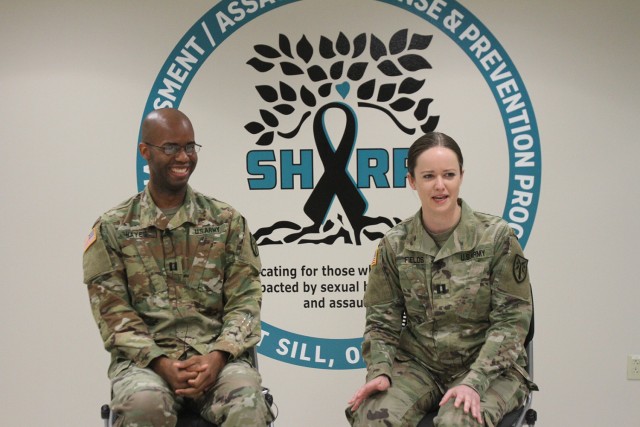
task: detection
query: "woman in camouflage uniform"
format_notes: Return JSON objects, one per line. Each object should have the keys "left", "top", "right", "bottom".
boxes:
{"left": 347, "top": 132, "right": 536, "bottom": 427}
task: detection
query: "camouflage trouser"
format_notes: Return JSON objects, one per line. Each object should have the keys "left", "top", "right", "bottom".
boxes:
{"left": 110, "top": 359, "right": 273, "bottom": 427}
{"left": 346, "top": 357, "right": 528, "bottom": 427}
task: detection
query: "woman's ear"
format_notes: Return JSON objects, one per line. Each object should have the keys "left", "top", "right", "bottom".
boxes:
{"left": 407, "top": 172, "right": 417, "bottom": 190}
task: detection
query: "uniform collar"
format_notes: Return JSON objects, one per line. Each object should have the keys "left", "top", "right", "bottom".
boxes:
{"left": 139, "top": 185, "right": 199, "bottom": 230}
{"left": 405, "top": 199, "right": 481, "bottom": 260}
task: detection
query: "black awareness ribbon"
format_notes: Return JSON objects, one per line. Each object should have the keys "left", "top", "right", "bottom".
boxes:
{"left": 303, "top": 102, "right": 367, "bottom": 228}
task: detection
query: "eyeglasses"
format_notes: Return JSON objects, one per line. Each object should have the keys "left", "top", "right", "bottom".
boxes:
{"left": 143, "top": 142, "right": 201, "bottom": 156}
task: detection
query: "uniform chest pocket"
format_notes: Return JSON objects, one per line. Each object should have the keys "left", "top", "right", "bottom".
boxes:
{"left": 449, "top": 257, "right": 492, "bottom": 321}
{"left": 121, "top": 240, "right": 168, "bottom": 300}
{"left": 398, "top": 262, "right": 432, "bottom": 324}
{"left": 188, "top": 236, "right": 225, "bottom": 293}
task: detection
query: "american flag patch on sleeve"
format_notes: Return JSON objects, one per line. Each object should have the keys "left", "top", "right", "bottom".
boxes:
{"left": 83, "top": 227, "right": 97, "bottom": 252}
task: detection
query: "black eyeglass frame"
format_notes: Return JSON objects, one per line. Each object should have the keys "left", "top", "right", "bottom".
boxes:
{"left": 142, "top": 141, "right": 202, "bottom": 156}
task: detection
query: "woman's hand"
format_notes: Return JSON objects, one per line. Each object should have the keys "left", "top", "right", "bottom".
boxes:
{"left": 348, "top": 375, "right": 391, "bottom": 412}
{"left": 439, "top": 384, "right": 483, "bottom": 424}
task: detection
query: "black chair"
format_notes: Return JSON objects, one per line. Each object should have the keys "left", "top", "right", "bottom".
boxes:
{"left": 101, "top": 388, "right": 274, "bottom": 427}
{"left": 417, "top": 311, "right": 537, "bottom": 427}
{"left": 100, "top": 347, "right": 276, "bottom": 427}
{"left": 101, "top": 405, "right": 218, "bottom": 427}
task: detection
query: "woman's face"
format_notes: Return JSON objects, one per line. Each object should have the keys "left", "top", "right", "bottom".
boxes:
{"left": 408, "top": 146, "right": 463, "bottom": 218}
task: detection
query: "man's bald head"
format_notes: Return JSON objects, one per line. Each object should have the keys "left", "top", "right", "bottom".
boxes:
{"left": 141, "top": 108, "right": 194, "bottom": 144}
{"left": 138, "top": 108, "right": 197, "bottom": 208}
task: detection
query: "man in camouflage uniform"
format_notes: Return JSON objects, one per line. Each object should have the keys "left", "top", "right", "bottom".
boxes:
{"left": 347, "top": 200, "right": 537, "bottom": 426}
{"left": 83, "top": 108, "right": 272, "bottom": 426}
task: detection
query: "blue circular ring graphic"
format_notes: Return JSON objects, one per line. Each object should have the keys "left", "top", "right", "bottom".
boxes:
{"left": 137, "top": 0, "right": 541, "bottom": 369}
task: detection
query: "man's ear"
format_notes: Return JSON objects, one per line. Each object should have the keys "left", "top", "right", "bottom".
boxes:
{"left": 139, "top": 143, "right": 150, "bottom": 160}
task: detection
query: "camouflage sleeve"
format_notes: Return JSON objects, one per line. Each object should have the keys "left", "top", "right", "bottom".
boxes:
{"left": 362, "top": 237, "right": 404, "bottom": 382}
{"left": 459, "top": 225, "right": 533, "bottom": 395}
{"left": 82, "top": 221, "right": 165, "bottom": 368}
{"left": 212, "top": 213, "right": 262, "bottom": 359}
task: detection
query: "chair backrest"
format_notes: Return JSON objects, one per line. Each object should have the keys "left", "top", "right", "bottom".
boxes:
{"left": 524, "top": 297, "right": 535, "bottom": 348}
{"left": 523, "top": 296, "right": 535, "bottom": 378}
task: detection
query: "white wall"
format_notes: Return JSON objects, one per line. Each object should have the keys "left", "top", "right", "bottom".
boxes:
{"left": 1, "top": 1, "right": 639, "bottom": 426}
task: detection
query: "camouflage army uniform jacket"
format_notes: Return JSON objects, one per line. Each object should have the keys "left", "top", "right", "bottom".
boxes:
{"left": 83, "top": 186, "right": 262, "bottom": 377}
{"left": 362, "top": 199, "right": 535, "bottom": 396}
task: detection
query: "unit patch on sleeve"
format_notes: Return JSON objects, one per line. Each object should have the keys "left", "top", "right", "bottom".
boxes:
{"left": 250, "top": 233, "right": 260, "bottom": 257}
{"left": 513, "top": 254, "right": 529, "bottom": 283}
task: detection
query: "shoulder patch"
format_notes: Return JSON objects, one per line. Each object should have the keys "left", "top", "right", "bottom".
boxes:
{"left": 513, "top": 254, "right": 528, "bottom": 283}
{"left": 371, "top": 248, "right": 379, "bottom": 267}
{"left": 250, "top": 233, "right": 259, "bottom": 257}
{"left": 83, "top": 226, "right": 97, "bottom": 253}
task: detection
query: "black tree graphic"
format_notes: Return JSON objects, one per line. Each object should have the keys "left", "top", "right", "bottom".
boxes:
{"left": 245, "top": 29, "right": 439, "bottom": 245}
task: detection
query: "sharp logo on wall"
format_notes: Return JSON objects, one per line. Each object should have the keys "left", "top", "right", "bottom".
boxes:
{"left": 245, "top": 28, "right": 437, "bottom": 246}
{"left": 138, "top": 0, "right": 541, "bottom": 370}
